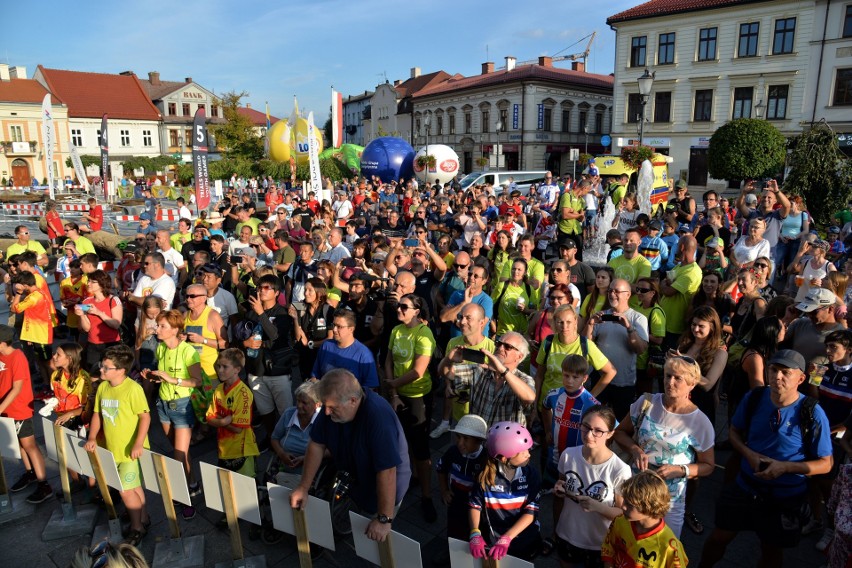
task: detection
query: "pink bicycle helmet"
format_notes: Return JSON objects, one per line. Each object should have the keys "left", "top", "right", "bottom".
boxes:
{"left": 486, "top": 421, "right": 533, "bottom": 460}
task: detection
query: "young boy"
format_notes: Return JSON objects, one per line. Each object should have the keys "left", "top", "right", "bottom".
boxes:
{"left": 605, "top": 230, "right": 623, "bottom": 262}
{"left": 205, "top": 348, "right": 259, "bottom": 478}
{"left": 660, "top": 218, "right": 680, "bottom": 272}
{"left": 602, "top": 470, "right": 687, "bottom": 568}
{"left": 10, "top": 271, "right": 54, "bottom": 389}
{"left": 435, "top": 414, "right": 488, "bottom": 563}
{"left": 0, "top": 324, "right": 53, "bottom": 504}
{"left": 59, "top": 259, "right": 88, "bottom": 339}
{"left": 639, "top": 220, "right": 669, "bottom": 274}
{"left": 85, "top": 345, "right": 150, "bottom": 546}
{"left": 541, "top": 355, "right": 600, "bottom": 546}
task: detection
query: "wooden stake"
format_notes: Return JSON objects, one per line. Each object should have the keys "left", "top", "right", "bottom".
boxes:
{"left": 217, "top": 468, "right": 243, "bottom": 560}
{"left": 153, "top": 453, "right": 181, "bottom": 538}
{"left": 378, "top": 537, "right": 395, "bottom": 568}
{"left": 292, "top": 507, "right": 312, "bottom": 568}
{"left": 88, "top": 448, "right": 117, "bottom": 519}
{"left": 53, "top": 424, "right": 72, "bottom": 505}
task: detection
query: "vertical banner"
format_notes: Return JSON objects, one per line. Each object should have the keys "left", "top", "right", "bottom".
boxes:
{"left": 99, "top": 114, "right": 109, "bottom": 200}
{"left": 41, "top": 94, "right": 55, "bottom": 199}
{"left": 287, "top": 97, "right": 299, "bottom": 192}
{"left": 512, "top": 104, "right": 519, "bottom": 130}
{"left": 69, "top": 146, "right": 90, "bottom": 192}
{"left": 192, "top": 108, "right": 210, "bottom": 212}
{"left": 331, "top": 88, "right": 343, "bottom": 148}
{"left": 537, "top": 104, "right": 544, "bottom": 130}
{"left": 264, "top": 101, "right": 271, "bottom": 157}
{"left": 306, "top": 111, "right": 322, "bottom": 197}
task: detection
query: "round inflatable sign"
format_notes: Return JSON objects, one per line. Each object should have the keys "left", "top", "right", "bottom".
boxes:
{"left": 413, "top": 144, "right": 460, "bottom": 185}
{"left": 267, "top": 118, "right": 324, "bottom": 165}
{"left": 359, "top": 137, "right": 415, "bottom": 183}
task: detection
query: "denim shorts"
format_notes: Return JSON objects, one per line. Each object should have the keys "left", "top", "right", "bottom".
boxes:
{"left": 156, "top": 396, "right": 195, "bottom": 428}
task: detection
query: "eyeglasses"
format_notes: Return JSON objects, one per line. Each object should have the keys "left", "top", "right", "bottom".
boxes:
{"left": 670, "top": 354, "right": 698, "bottom": 365}
{"left": 635, "top": 287, "right": 652, "bottom": 294}
{"left": 99, "top": 364, "right": 119, "bottom": 372}
{"left": 580, "top": 423, "right": 611, "bottom": 438}
{"left": 397, "top": 304, "right": 414, "bottom": 312}
{"left": 608, "top": 289, "right": 630, "bottom": 295}
{"left": 495, "top": 340, "right": 520, "bottom": 353}
{"left": 258, "top": 285, "right": 275, "bottom": 291}
{"left": 753, "top": 263, "right": 770, "bottom": 269}
{"left": 185, "top": 294, "right": 205, "bottom": 299}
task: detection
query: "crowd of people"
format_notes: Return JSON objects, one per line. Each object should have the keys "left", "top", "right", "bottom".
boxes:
{"left": 0, "top": 169, "right": 850, "bottom": 568}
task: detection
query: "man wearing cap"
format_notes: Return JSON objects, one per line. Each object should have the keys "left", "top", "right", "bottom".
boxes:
{"left": 559, "top": 240, "right": 595, "bottom": 303}
{"left": 783, "top": 288, "right": 845, "bottom": 366}
{"left": 332, "top": 191, "right": 353, "bottom": 222}
{"left": 587, "top": 159, "right": 599, "bottom": 178}
{"left": 136, "top": 215, "right": 157, "bottom": 236}
{"left": 699, "top": 349, "right": 832, "bottom": 568}
{"left": 669, "top": 180, "right": 695, "bottom": 225}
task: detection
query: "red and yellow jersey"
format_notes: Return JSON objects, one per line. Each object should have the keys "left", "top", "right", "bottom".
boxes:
{"left": 51, "top": 369, "right": 91, "bottom": 413}
{"left": 13, "top": 289, "right": 53, "bottom": 345}
{"left": 60, "top": 275, "right": 88, "bottom": 329}
{"left": 33, "top": 271, "right": 58, "bottom": 327}
{"left": 206, "top": 380, "right": 259, "bottom": 460}
{"left": 601, "top": 516, "right": 687, "bottom": 568}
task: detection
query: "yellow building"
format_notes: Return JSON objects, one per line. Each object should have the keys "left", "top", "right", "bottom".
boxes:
{"left": 0, "top": 64, "right": 71, "bottom": 188}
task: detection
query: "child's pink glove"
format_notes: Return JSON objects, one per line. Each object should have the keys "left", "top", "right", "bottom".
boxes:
{"left": 469, "top": 533, "right": 486, "bottom": 558}
{"left": 490, "top": 535, "right": 512, "bottom": 559}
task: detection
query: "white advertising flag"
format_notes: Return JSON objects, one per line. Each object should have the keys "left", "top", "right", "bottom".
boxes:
{"left": 41, "top": 94, "right": 55, "bottom": 199}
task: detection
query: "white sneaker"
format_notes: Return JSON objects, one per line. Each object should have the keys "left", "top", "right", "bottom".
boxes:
{"left": 430, "top": 422, "right": 450, "bottom": 439}
{"left": 816, "top": 528, "right": 834, "bottom": 552}
{"left": 802, "top": 518, "right": 824, "bottom": 535}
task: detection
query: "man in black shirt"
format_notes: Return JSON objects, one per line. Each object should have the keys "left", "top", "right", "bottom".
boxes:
{"left": 340, "top": 272, "right": 384, "bottom": 351}
{"left": 291, "top": 199, "right": 314, "bottom": 233}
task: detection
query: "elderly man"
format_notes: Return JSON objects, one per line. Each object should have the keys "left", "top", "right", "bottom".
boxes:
{"left": 6, "top": 225, "right": 48, "bottom": 267}
{"left": 659, "top": 234, "right": 702, "bottom": 346}
{"left": 431, "top": 303, "right": 496, "bottom": 437}
{"left": 698, "top": 350, "right": 832, "bottom": 568}
{"left": 582, "top": 278, "right": 649, "bottom": 417}
{"left": 126, "top": 252, "right": 176, "bottom": 309}
{"left": 326, "top": 227, "right": 351, "bottom": 264}
{"left": 310, "top": 309, "right": 378, "bottom": 389}
{"left": 438, "top": 331, "right": 536, "bottom": 426}
{"left": 290, "top": 369, "right": 411, "bottom": 542}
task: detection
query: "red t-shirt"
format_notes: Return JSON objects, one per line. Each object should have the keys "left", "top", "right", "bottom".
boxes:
{"left": 45, "top": 210, "right": 65, "bottom": 240}
{"left": 0, "top": 349, "right": 33, "bottom": 420}
{"left": 306, "top": 199, "right": 320, "bottom": 214}
{"left": 82, "top": 295, "right": 121, "bottom": 345}
{"left": 89, "top": 205, "right": 104, "bottom": 232}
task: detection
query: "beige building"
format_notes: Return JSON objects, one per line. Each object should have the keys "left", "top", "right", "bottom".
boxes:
{"left": 608, "top": 0, "right": 814, "bottom": 189}
{"left": 0, "top": 64, "right": 72, "bottom": 188}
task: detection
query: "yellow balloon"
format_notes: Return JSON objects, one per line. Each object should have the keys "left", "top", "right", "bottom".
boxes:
{"left": 267, "top": 117, "right": 324, "bottom": 164}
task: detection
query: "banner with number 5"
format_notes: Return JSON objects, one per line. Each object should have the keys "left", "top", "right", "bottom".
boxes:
{"left": 192, "top": 108, "right": 210, "bottom": 211}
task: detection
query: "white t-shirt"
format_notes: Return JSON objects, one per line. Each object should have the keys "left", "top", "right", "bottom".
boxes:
{"left": 178, "top": 205, "right": 193, "bottom": 220}
{"left": 583, "top": 191, "right": 598, "bottom": 211}
{"left": 541, "top": 183, "right": 560, "bottom": 207}
{"left": 158, "top": 247, "right": 185, "bottom": 284}
{"left": 557, "top": 446, "right": 632, "bottom": 550}
{"left": 732, "top": 236, "right": 771, "bottom": 267}
{"left": 207, "top": 288, "right": 238, "bottom": 339}
{"left": 133, "top": 273, "right": 176, "bottom": 308}
{"left": 333, "top": 199, "right": 353, "bottom": 219}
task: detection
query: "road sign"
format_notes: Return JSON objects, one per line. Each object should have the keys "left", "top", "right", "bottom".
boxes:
{"left": 601, "top": 135, "right": 612, "bottom": 147}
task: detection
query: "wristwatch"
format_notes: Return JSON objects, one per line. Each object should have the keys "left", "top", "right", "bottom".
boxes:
{"left": 308, "top": 340, "right": 315, "bottom": 349}
{"left": 376, "top": 514, "right": 393, "bottom": 524}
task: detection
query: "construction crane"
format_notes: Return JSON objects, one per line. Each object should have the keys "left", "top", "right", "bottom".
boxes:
{"left": 499, "top": 31, "right": 597, "bottom": 70}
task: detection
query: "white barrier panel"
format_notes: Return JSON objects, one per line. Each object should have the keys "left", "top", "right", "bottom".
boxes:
{"left": 350, "top": 511, "right": 422, "bottom": 568}
{"left": 266, "top": 482, "right": 336, "bottom": 551}
{"left": 138, "top": 449, "right": 192, "bottom": 506}
{"left": 0, "top": 417, "right": 21, "bottom": 460}
{"left": 447, "top": 537, "right": 533, "bottom": 568}
{"left": 199, "top": 461, "right": 261, "bottom": 525}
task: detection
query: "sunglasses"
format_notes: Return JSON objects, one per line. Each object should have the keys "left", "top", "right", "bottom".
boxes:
{"left": 185, "top": 294, "right": 205, "bottom": 299}
{"left": 670, "top": 354, "right": 698, "bottom": 365}
{"left": 495, "top": 340, "right": 520, "bottom": 353}
{"left": 258, "top": 285, "right": 275, "bottom": 291}
{"left": 455, "top": 264, "right": 469, "bottom": 270}
{"left": 397, "top": 304, "right": 414, "bottom": 312}
{"left": 753, "top": 263, "right": 770, "bottom": 269}
{"left": 635, "top": 287, "right": 652, "bottom": 294}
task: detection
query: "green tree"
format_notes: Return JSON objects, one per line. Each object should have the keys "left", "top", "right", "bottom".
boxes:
{"left": 323, "top": 116, "right": 333, "bottom": 149}
{"left": 65, "top": 155, "right": 101, "bottom": 169}
{"left": 783, "top": 122, "right": 852, "bottom": 228}
{"left": 707, "top": 119, "right": 787, "bottom": 181}
{"left": 209, "top": 91, "right": 264, "bottom": 162}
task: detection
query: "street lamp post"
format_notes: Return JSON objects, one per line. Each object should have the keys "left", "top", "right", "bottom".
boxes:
{"left": 178, "top": 135, "right": 184, "bottom": 159}
{"left": 495, "top": 120, "right": 503, "bottom": 172}
{"left": 637, "top": 68, "right": 655, "bottom": 146}
{"left": 583, "top": 125, "right": 589, "bottom": 155}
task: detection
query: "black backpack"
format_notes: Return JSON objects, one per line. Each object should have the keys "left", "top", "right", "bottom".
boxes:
{"left": 742, "top": 386, "right": 821, "bottom": 460}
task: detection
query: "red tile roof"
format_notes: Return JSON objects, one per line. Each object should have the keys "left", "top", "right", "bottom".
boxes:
{"left": 0, "top": 78, "right": 56, "bottom": 105}
{"left": 608, "top": 0, "right": 767, "bottom": 24}
{"left": 395, "top": 71, "right": 454, "bottom": 98}
{"left": 238, "top": 106, "right": 279, "bottom": 126}
{"left": 36, "top": 66, "right": 161, "bottom": 120}
{"left": 412, "top": 65, "right": 613, "bottom": 98}
{"left": 139, "top": 78, "right": 191, "bottom": 101}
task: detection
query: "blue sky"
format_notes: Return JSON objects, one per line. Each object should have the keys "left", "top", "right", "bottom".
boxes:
{"left": 4, "top": 0, "right": 638, "bottom": 123}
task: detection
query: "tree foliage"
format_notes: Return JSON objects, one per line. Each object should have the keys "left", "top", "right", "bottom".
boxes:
{"left": 65, "top": 155, "right": 101, "bottom": 169}
{"left": 119, "top": 155, "right": 179, "bottom": 174}
{"left": 209, "top": 91, "right": 264, "bottom": 162}
{"left": 707, "top": 119, "right": 787, "bottom": 181}
{"left": 323, "top": 116, "right": 333, "bottom": 149}
{"left": 783, "top": 122, "right": 852, "bottom": 227}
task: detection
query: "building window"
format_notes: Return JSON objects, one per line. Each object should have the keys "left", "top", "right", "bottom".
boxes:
{"left": 844, "top": 6, "right": 852, "bottom": 38}
{"left": 630, "top": 36, "right": 647, "bottom": 67}
{"left": 71, "top": 129, "right": 83, "bottom": 147}
{"left": 562, "top": 109, "right": 571, "bottom": 132}
{"left": 211, "top": 105, "right": 218, "bottom": 118}
{"left": 185, "top": 129, "right": 192, "bottom": 146}
{"left": 658, "top": 33, "right": 675, "bottom": 65}
{"left": 182, "top": 103, "right": 191, "bottom": 116}
{"left": 654, "top": 92, "right": 672, "bottom": 122}
{"left": 464, "top": 112, "right": 471, "bottom": 133}
{"left": 142, "top": 130, "right": 152, "bottom": 147}
{"left": 449, "top": 114, "right": 456, "bottom": 134}
{"left": 543, "top": 108, "right": 552, "bottom": 131}
{"left": 9, "top": 125, "right": 23, "bottom": 142}
{"left": 834, "top": 68, "right": 852, "bottom": 105}
{"left": 738, "top": 22, "right": 760, "bottom": 57}
{"left": 594, "top": 112, "right": 604, "bottom": 134}
{"left": 694, "top": 89, "right": 713, "bottom": 121}
{"left": 698, "top": 27, "right": 717, "bottom": 61}
{"left": 732, "top": 87, "right": 754, "bottom": 118}
{"left": 773, "top": 18, "right": 796, "bottom": 55}
{"left": 169, "top": 130, "right": 179, "bottom": 148}
{"left": 437, "top": 116, "right": 443, "bottom": 135}
{"left": 481, "top": 110, "right": 490, "bottom": 133}
{"left": 499, "top": 108, "right": 508, "bottom": 131}
{"left": 578, "top": 110, "right": 588, "bottom": 132}
{"left": 627, "top": 93, "right": 643, "bottom": 123}
{"left": 120, "top": 130, "right": 130, "bottom": 147}
{"left": 767, "top": 85, "right": 789, "bottom": 119}
{"left": 168, "top": 102, "right": 176, "bottom": 116}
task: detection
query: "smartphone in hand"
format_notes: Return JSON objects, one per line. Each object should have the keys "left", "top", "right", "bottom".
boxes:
{"left": 460, "top": 348, "right": 486, "bottom": 364}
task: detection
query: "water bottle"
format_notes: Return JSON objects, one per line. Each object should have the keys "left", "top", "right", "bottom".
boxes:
{"left": 246, "top": 324, "right": 262, "bottom": 358}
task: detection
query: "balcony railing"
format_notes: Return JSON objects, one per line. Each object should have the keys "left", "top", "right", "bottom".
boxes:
{"left": 0, "top": 141, "right": 38, "bottom": 155}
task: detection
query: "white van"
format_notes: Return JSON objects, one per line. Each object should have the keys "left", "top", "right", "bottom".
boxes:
{"left": 458, "top": 171, "right": 549, "bottom": 196}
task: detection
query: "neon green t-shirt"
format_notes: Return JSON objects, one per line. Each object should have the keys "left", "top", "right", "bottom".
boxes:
{"left": 389, "top": 323, "right": 436, "bottom": 397}
{"left": 535, "top": 335, "right": 609, "bottom": 405}
{"left": 579, "top": 293, "right": 607, "bottom": 320}
{"left": 608, "top": 254, "right": 652, "bottom": 284}
{"left": 659, "top": 262, "right": 703, "bottom": 335}
{"left": 500, "top": 257, "right": 545, "bottom": 306}
{"left": 557, "top": 191, "right": 584, "bottom": 235}
{"left": 635, "top": 304, "right": 667, "bottom": 369}
{"left": 156, "top": 341, "right": 201, "bottom": 401}
{"left": 235, "top": 217, "right": 262, "bottom": 236}
{"left": 170, "top": 232, "right": 191, "bottom": 253}
{"left": 6, "top": 240, "right": 46, "bottom": 259}
{"left": 72, "top": 236, "right": 97, "bottom": 256}
{"left": 492, "top": 282, "right": 532, "bottom": 335}
{"left": 94, "top": 377, "right": 150, "bottom": 463}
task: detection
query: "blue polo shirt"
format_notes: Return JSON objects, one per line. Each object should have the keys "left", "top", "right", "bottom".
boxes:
{"left": 311, "top": 339, "right": 379, "bottom": 388}
{"left": 447, "top": 290, "right": 494, "bottom": 338}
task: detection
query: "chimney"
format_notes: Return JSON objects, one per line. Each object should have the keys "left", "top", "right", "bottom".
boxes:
{"left": 538, "top": 56, "right": 553, "bottom": 67}
{"left": 482, "top": 62, "right": 494, "bottom": 75}
{"left": 410, "top": 67, "right": 421, "bottom": 78}
{"left": 571, "top": 62, "right": 585, "bottom": 72}
{"left": 246, "top": 103, "right": 251, "bottom": 109}
{"left": 505, "top": 56, "right": 516, "bottom": 72}
{"left": 394, "top": 79, "right": 401, "bottom": 87}
{"left": 148, "top": 71, "right": 160, "bottom": 85}
{"left": 185, "top": 77, "right": 192, "bottom": 84}
{"left": 0, "top": 64, "right": 9, "bottom": 81}
{"left": 9, "top": 66, "right": 27, "bottom": 79}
